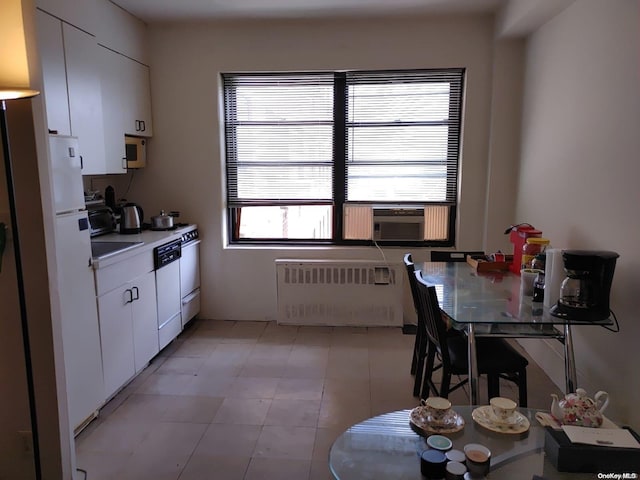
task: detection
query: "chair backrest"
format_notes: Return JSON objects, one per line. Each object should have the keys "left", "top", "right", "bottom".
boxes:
{"left": 403, "top": 253, "right": 420, "bottom": 314}
{"left": 413, "top": 270, "right": 452, "bottom": 365}
{"left": 430, "top": 251, "right": 485, "bottom": 262}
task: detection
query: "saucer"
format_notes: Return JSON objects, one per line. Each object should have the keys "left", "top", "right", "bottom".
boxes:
{"left": 471, "top": 405, "right": 530, "bottom": 434}
{"left": 410, "top": 406, "right": 465, "bottom": 435}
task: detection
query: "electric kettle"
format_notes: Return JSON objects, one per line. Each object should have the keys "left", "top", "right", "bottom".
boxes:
{"left": 120, "top": 203, "right": 143, "bottom": 234}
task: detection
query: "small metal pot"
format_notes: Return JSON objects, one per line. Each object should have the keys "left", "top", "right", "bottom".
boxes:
{"left": 151, "top": 210, "right": 174, "bottom": 230}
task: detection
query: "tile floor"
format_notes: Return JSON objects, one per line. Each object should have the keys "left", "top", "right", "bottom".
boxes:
{"left": 75, "top": 319, "right": 562, "bottom": 480}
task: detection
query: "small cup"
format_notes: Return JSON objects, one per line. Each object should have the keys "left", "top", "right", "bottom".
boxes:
{"left": 520, "top": 268, "right": 542, "bottom": 296}
{"left": 445, "top": 449, "right": 466, "bottom": 463}
{"left": 421, "top": 396, "right": 452, "bottom": 423}
{"left": 489, "top": 397, "right": 517, "bottom": 424}
{"left": 420, "top": 449, "right": 448, "bottom": 478}
{"left": 464, "top": 443, "right": 491, "bottom": 477}
{"left": 445, "top": 461, "right": 467, "bottom": 480}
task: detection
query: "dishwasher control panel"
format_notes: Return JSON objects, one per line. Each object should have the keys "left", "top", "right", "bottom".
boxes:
{"left": 154, "top": 239, "right": 182, "bottom": 269}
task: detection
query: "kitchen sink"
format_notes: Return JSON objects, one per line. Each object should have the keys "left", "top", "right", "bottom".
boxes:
{"left": 91, "top": 241, "right": 143, "bottom": 258}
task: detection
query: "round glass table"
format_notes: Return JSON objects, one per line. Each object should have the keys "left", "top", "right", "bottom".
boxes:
{"left": 329, "top": 406, "right": 594, "bottom": 479}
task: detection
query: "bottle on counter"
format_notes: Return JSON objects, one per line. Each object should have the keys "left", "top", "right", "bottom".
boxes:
{"left": 531, "top": 252, "right": 546, "bottom": 303}
{"left": 521, "top": 238, "right": 550, "bottom": 270}
{"left": 532, "top": 271, "right": 545, "bottom": 302}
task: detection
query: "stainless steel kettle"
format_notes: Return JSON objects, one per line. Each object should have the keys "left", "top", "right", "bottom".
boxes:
{"left": 120, "top": 203, "right": 143, "bottom": 234}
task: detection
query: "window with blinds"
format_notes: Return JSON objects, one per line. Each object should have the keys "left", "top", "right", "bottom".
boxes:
{"left": 222, "top": 69, "right": 464, "bottom": 244}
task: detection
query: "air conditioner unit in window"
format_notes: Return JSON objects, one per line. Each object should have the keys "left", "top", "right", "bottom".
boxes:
{"left": 372, "top": 206, "right": 424, "bottom": 242}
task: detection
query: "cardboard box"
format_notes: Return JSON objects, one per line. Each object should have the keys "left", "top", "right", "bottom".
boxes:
{"left": 544, "top": 426, "right": 640, "bottom": 473}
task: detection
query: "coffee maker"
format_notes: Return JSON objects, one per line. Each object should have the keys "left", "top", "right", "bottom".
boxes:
{"left": 549, "top": 250, "right": 619, "bottom": 321}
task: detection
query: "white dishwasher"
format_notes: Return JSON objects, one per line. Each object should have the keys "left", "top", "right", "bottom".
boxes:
{"left": 180, "top": 228, "right": 201, "bottom": 327}
{"left": 154, "top": 239, "right": 182, "bottom": 349}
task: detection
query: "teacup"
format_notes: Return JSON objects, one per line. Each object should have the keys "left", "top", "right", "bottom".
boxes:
{"left": 489, "top": 396, "right": 517, "bottom": 424}
{"left": 464, "top": 443, "right": 491, "bottom": 477}
{"left": 421, "top": 396, "right": 452, "bottom": 423}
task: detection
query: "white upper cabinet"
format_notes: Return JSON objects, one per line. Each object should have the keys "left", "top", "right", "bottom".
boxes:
{"left": 36, "top": 12, "right": 70, "bottom": 136}
{"left": 129, "top": 59, "right": 153, "bottom": 137}
{"left": 94, "top": 0, "right": 149, "bottom": 65}
{"left": 36, "top": 10, "right": 107, "bottom": 174}
{"left": 99, "top": 46, "right": 153, "bottom": 173}
{"left": 63, "top": 23, "right": 107, "bottom": 174}
{"left": 99, "top": 47, "right": 127, "bottom": 174}
{"left": 36, "top": 0, "right": 96, "bottom": 35}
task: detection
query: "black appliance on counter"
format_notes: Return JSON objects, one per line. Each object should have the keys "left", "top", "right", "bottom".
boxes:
{"left": 550, "top": 250, "right": 619, "bottom": 322}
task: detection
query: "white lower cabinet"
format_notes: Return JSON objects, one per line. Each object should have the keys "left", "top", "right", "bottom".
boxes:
{"left": 97, "top": 267, "right": 158, "bottom": 399}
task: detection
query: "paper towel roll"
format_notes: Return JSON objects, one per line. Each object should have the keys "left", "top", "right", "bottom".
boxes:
{"left": 544, "top": 248, "right": 565, "bottom": 309}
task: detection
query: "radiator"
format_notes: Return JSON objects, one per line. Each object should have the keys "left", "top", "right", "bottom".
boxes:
{"left": 275, "top": 259, "right": 403, "bottom": 327}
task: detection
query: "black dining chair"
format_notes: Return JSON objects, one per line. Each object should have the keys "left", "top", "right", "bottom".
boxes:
{"left": 404, "top": 253, "right": 432, "bottom": 398}
{"left": 430, "top": 250, "right": 485, "bottom": 262}
{"left": 403, "top": 254, "right": 421, "bottom": 375}
{"left": 413, "top": 270, "right": 529, "bottom": 406}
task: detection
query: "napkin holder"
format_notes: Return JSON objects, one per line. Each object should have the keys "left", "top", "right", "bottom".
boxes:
{"left": 544, "top": 426, "right": 640, "bottom": 472}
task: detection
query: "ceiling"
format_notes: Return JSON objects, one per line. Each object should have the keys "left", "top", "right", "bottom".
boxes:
{"left": 111, "top": 0, "right": 507, "bottom": 23}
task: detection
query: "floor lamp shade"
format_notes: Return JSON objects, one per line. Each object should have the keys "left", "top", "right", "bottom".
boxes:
{"left": 0, "top": 0, "right": 39, "bottom": 100}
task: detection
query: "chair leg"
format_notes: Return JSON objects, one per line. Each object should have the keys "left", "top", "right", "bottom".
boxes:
{"left": 410, "top": 328, "right": 422, "bottom": 375}
{"left": 413, "top": 334, "right": 428, "bottom": 397}
{"left": 518, "top": 369, "right": 528, "bottom": 408}
{"left": 440, "top": 368, "right": 452, "bottom": 400}
{"left": 420, "top": 343, "right": 436, "bottom": 399}
{"left": 487, "top": 374, "right": 500, "bottom": 401}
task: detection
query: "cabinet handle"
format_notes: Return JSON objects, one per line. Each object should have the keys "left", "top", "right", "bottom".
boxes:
{"left": 141, "top": 120, "right": 146, "bottom": 132}
{"left": 125, "top": 288, "right": 133, "bottom": 304}
{"left": 132, "top": 286, "right": 139, "bottom": 301}
{"left": 80, "top": 155, "right": 84, "bottom": 170}
{"left": 122, "top": 157, "right": 127, "bottom": 170}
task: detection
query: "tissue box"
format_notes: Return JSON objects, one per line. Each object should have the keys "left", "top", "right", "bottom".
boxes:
{"left": 544, "top": 426, "right": 640, "bottom": 472}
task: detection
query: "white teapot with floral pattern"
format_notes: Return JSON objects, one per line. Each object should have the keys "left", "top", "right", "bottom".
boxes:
{"left": 550, "top": 388, "right": 609, "bottom": 428}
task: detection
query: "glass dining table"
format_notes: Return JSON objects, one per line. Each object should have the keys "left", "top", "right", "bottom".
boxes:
{"left": 329, "top": 406, "right": 594, "bottom": 480}
{"left": 418, "top": 262, "right": 613, "bottom": 405}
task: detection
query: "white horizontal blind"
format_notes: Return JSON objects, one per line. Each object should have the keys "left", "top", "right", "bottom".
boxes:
{"left": 344, "top": 70, "right": 463, "bottom": 204}
{"left": 223, "top": 73, "right": 334, "bottom": 206}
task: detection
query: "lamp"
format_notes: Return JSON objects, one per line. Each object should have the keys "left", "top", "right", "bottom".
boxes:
{"left": 0, "top": 0, "right": 41, "bottom": 475}
{"left": 0, "top": 0, "right": 40, "bottom": 99}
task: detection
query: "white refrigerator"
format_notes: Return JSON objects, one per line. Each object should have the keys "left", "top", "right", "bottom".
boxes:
{"left": 50, "top": 135, "right": 105, "bottom": 432}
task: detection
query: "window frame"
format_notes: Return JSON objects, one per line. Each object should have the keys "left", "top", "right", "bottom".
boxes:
{"left": 222, "top": 69, "right": 464, "bottom": 247}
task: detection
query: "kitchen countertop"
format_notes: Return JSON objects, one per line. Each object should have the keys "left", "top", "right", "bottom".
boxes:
{"left": 91, "top": 224, "right": 197, "bottom": 269}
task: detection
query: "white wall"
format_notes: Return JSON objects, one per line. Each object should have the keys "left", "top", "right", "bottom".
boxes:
{"left": 515, "top": 0, "right": 640, "bottom": 425}
{"left": 136, "top": 14, "right": 515, "bottom": 320}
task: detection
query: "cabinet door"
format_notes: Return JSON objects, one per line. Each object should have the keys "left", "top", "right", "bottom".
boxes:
{"left": 98, "top": 286, "right": 135, "bottom": 399}
{"left": 36, "top": 10, "right": 71, "bottom": 136}
{"left": 98, "top": 46, "right": 127, "bottom": 174}
{"left": 63, "top": 23, "right": 106, "bottom": 174}
{"left": 131, "top": 271, "right": 159, "bottom": 372}
{"left": 36, "top": 0, "right": 96, "bottom": 35}
{"left": 180, "top": 242, "right": 200, "bottom": 296}
{"left": 129, "top": 60, "right": 153, "bottom": 137}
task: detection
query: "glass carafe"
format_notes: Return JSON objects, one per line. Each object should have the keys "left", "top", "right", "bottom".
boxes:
{"left": 558, "top": 268, "right": 594, "bottom": 309}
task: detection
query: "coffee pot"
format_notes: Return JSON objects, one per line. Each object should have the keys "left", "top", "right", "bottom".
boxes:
{"left": 549, "top": 250, "right": 619, "bottom": 321}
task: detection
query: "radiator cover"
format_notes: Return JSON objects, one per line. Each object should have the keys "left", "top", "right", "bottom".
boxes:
{"left": 275, "top": 259, "right": 403, "bottom": 327}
